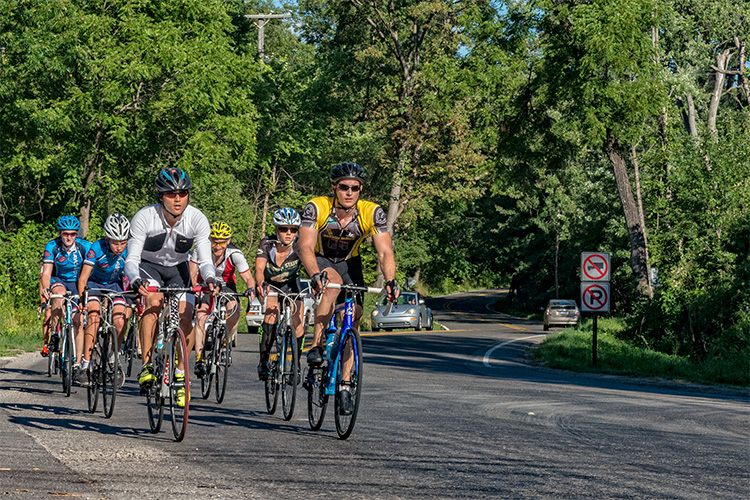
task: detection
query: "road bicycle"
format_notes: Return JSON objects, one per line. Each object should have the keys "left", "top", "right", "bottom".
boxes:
{"left": 39, "top": 303, "right": 60, "bottom": 378}
{"left": 143, "top": 284, "right": 206, "bottom": 442}
{"left": 120, "top": 297, "right": 141, "bottom": 379}
{"left": 49, "top": 291, "right": 80, "bottom": 397}
{"left": 263, "top": 285, "right": 309, "bottom": 421}
{"left": 199, "top": 290, "right": 243, "bottom": 403}
{"left": 84, "top": 289, "right": 138, "bottom": 418}
{"left": 304, "top": 282, "right": 389, "bottom": 439}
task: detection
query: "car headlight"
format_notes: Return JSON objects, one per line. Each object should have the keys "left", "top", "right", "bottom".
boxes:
{"left": 408, "top": 308, "right": 416, "bottom": 315}
{"left": 372, "top": 310, "right": 379, "bottom": 317}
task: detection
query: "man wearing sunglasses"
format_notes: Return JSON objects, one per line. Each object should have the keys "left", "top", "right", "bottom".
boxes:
{"left": 40, "top": 215, "right": 92, "bottom": 385}
{"left": 298, "top": 162, "right": 400, "bottom": 385}
{"left": 254, "top": 208, "right": 305, "bottom": 380}
{"left": 124, "top": 167, "right": 220, "bottom": 407}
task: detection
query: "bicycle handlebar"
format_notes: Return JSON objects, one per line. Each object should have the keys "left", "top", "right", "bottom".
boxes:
{"left": 145, "top": 285, "right": 209, "bottom": 294}
{"left": 324, "top": 283, "right": 386, "bottom": 295}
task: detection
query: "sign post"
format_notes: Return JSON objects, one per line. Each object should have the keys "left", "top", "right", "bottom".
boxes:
{"left": 581, "top": 252, "right": 611, "bottom": 367}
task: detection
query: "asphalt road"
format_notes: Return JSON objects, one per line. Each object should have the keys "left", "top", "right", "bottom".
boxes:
{"left": 1, "top": 289, "right": 748, "bottom": 499}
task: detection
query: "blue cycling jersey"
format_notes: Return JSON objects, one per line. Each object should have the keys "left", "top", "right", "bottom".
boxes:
{"left": 43, "top": 237, "right": 91, "bottom": 282}
{"left": 84, "top": 238, "right": 127, "bottom": 285}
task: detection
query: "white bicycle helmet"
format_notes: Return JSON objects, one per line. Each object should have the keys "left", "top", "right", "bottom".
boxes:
{"left": 272, "top": 208, "right": 301, "bottom": 227}
{"left": 104, "top": 213, "right": 130, "bottom": 240}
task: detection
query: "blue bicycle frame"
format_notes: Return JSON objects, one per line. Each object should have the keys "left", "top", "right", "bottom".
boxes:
{"left": 324, "top": 297, "right": 358, "bottom": 396}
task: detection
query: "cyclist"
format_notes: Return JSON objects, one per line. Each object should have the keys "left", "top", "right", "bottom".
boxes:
{"left": 254, "top": 208, "right": 305, "bottom": 381}
{"left": 125, "top": 168, "right": 220, "bottom": 407}
{"left": 40, "top": 215, "right": 91, "bottom": 385}
{"left": 298, "top": 162, "right": 399, "bottom": 414}
{"left": 189, "top": 221, "right": 255, "bottom": 378}
{"left": 77, "top": 214, "right": 131, "bottom": 386}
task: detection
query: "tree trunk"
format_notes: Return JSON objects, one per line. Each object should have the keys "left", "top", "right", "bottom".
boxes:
{"left": 605, "top": 132, "right": 652, "bottom": 298}
{"left": 554, "top": 231, "right": 560, "bottom": 299}
{"left": 707, "top": 49, "right": 731, "bottom": 140}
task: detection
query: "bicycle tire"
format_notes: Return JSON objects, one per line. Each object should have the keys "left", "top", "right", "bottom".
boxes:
{"left": 334, "top": 329, "right": 362, "bottom": 440}
{"left": 124, "top": 317, "right": 138, "bottom": 378}
{"left": 307, "top": 366, "right": 327, "bottom": 430}
{"left": 147, "top": 349, "right": 164, "bottom": 433}
{"left": 102, "top": 326, "right": 118, "bottom": 418}
{"left": 87, "top": 331, "right": 101, "bottom": 413}
{"left": 47, "top": 346, "right": 53, "bottom": 377}
{"left": 281, "top": 325, "right": 298, "bottom": 421}
{"left": 264, "top": 333, "right": 280, "bottom": 414}
{"left": 201, "top": 324, "right": 214, "bottom": 399}
{"left": 61, "top": 325, "right": 73, "bottom": 397}
{"left": 168, "top": 328, "right": 189, "bottom": 442}
{"left": 215, "top": 326, "right": 229, "bottom": 404}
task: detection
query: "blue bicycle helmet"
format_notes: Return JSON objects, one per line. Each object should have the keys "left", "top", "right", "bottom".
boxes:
{"left": 56, "top": 215, "right": 80, "bottom": 231}
{"left": 272, "top": 208, "right": 301, "bottom": 227}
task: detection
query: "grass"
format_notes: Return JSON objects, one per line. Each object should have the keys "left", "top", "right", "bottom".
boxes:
{"left": 532, "top": 318, "right": 750, "bottom": 387}
{"left": 0, "top": 299, "right": 43, "bottom": 357}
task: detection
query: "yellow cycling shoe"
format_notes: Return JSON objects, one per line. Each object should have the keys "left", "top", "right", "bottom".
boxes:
{"left": 174, "top": 373, "right": 190, "bottom": 407}
{"left": 138, "top": 364, "right": 156, "bottom": 387}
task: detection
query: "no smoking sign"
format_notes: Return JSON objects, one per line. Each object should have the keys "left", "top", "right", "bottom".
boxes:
{"left": 581, "top": 252, "right": 610, "bottom": 282}
{"left": 581, "top": 283, "right": 610, "bottom": 312}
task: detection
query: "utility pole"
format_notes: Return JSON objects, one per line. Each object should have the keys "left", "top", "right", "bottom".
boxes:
{"left": 244, "top": 13, "right": 292, "bottom": 61}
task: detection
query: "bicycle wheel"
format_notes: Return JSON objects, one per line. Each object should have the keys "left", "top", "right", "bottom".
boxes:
{"left": 87, "top": 333, "right": 101, "bottom": 413}
{"left": 168, "top": 329, "right": 189, "bottom": 442}
{"left": 47, "top": 346, "right": 53, "bottom": 377}
{"left": 281, "top": 326, "right": 298, "bottom": 421}
{"left": 215, "top": 326, "right": 229, "bottom": 404}
{"left": 61, "top": 325, "right": 73, "bottom": 397}
{"left": 334, "top": 329, "right": 362, "bottom": 440}
{"left": 124, "top": 317, "right": 138, "bottom": 378}
{"left": 306, "top": 366, "right": 328, "bottom": 431}
{"left": 146, "top": 349, "right": 164, "bottom": 434}
{"left": 102, "top": 326, "right": 118, "bottom": 418}
{"left": 264, "top": 333, "right": 280, "bottom": 414}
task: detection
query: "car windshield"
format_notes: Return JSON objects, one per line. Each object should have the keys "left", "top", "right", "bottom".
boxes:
{"left": 381, "top": 293, "right": 417, "bottom": 306}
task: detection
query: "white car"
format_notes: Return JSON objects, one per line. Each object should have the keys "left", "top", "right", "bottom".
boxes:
{"left": 245, "top": 278, "right": 316, "bottom": 334}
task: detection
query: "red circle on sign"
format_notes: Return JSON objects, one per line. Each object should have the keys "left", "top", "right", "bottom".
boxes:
{"left": 583, "top": 255, "right": 608, "bottom": 280}
{"left": 583, "top": 284, "right": 608, "bottom": 310}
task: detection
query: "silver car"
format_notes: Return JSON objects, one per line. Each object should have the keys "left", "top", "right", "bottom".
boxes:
{"left": 542, "top": 299, "right": 580, "bottom": 331}
{"left": 371, "top": 291, "right": 433, "bottom": 332}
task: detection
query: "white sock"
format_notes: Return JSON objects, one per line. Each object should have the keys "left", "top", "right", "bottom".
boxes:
{"left": 81, "top": 359, "right": 90, "bottom": 370}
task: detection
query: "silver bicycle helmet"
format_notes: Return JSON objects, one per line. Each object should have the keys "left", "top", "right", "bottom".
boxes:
{"left": 272, "top": 208, "right": 301, "bottom": 227}
{"left": 103, "top": 213, "right": 130, "bottom": 240}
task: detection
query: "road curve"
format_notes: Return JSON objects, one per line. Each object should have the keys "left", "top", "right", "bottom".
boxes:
{"left": 0, "top": 289, "right": 747, "bottom": 499}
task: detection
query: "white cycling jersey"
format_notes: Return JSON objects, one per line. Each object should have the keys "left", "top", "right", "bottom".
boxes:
{"left": 125, "top": 204, "right": 215, "bottom": 283}
{"left": 189, "top": 243, "right": 250, "bottom": 287}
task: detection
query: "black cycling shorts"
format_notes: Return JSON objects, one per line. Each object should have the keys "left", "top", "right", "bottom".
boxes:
{"left": 316, "top": 255, "right": 364, "bottom": 306}
{"left": 139, "top": 260, "right": 194, "bottom": 305}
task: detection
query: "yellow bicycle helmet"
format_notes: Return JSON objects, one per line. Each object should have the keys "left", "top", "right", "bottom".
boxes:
{"left": 210, "top": 222, "right": 232, "bottom": 239}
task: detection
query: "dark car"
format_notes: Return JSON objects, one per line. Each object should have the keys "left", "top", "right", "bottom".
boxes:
{"left": 371, "top": 291, "right": 433, "bottom": 332}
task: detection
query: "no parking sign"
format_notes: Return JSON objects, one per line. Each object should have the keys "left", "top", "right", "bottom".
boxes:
{"left": 580, "top": 283, "right": 610, "bottom": 312}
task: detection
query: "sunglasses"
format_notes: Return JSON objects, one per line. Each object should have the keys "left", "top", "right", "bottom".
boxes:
{"left": 60, "top": 231, "right": 78, "bottom": 237}
{"left": 337, "top": 183, "right": 361, "bottom": 193}
{"left": 163, "top": 190, "right": 189, "bottom": 199}
{"left": 211, "top": 239, "right": 230, "bottom": 246}
{"left": 277, "top": 227, "right": 298, "bottom": 234}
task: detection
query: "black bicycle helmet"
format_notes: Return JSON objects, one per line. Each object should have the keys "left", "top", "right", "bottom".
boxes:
{"left": 155, "top": 167, "right": 192, "bottom": 194}
{"left": 331, "top": 162, "right": 365, "bottom": 183}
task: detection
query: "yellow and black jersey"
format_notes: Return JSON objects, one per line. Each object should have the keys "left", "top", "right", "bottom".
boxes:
{"left": 300, "top": 196, "right": 388, "bottom": 263}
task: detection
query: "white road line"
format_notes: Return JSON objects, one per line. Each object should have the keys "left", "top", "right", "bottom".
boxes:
{"left": 483, "top": 335, "right": 545, "bottom": 367}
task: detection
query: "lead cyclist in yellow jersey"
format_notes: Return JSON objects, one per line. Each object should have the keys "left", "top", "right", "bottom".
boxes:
{"left": 298, "top": 162, "right": 400, "bottom": 387}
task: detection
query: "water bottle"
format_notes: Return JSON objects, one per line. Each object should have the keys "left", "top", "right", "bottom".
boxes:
{"left": 325, "top": 314, "right": 337, "bottom": 360}
{"left": 156, "top": 332, "right": 164, "bottom": 350}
